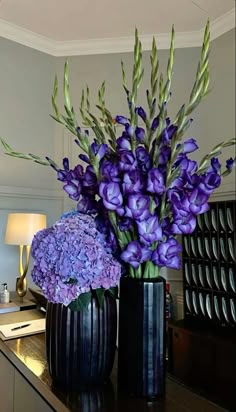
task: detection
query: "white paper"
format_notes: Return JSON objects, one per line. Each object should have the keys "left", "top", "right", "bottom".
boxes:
{"left": 0, "top": 318, "right": 45, "bottom": 339}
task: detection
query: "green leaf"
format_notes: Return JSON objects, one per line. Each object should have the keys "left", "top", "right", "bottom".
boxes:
{"left": 108, "top": 287, "right": 118, "bottom": 299}
{"left": 95, "top": 288, "right": 105, "bottom": 307}
{"left": 51, "top": 75, "right": 60, "bottom": 120}
{"left": 121, "top": 60, "right": 128, "bottom": 96}
{"left": 63, "top": 60, "right": 72, "bottom": 112}
{"left": 6, "top": 152, "right": 32, "bottom": 160}
{"left": 34, "top": 159, "right": 49, "bottom": 166}
{"left": 197, "top": 137, "right": 236, "bottom": 173}
{"left": 69, "top": 291, "right": 92, "bottom": 312}
{"left": 0, "top": 137, "right": 14, "bottom": 152}
{"left": 49, "top": 114, "right": 63, "bottom": 125}
{"left": 45, "top": 156, "right": 60, "bottom": 171}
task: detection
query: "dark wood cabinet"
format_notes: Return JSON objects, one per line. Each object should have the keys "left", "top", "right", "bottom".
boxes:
{"left": 168, "top": 200, "right": 236, "bottom": 410}
{"left": 168, "top": 320, "right": 236, "bottom": 411}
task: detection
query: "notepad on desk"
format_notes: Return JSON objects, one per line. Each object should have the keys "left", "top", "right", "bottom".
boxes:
{"left": 0, "top": 318, "right": 45, "bottom": 341}
{"left": 0, "top": 302, "right": 20, "bottom": 314}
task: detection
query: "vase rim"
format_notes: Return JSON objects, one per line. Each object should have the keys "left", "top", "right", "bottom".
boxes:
{"left": 120, "top": 276, "right": 166, "bottom": 284}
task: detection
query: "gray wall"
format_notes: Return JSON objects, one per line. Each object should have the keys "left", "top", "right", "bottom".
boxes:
{"left": 0, "top": 37, "right": 57, "bottom": 190}
{"left": 0, "top": 38, "right": 63, "bottom": 291}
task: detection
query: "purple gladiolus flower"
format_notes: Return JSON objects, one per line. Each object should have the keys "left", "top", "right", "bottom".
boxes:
{"left": 161, "top": 124, "right": 177, "bottom": 143}
{"left": 63, "top": 180, "right": 81, "bottom": 201}
{"left": 186, "top": 188, "right": 210, "bottom": 215}
{"left": 168, "top": 188, "right": 186, "bottom": 209}
{"left": 119, "top": 151, "right": 137, "bottom": 172}
{"left": 63, "top": 157, "right": 69, "bottom": 170}
{"left": 169, "top": 177, "right": 185, "bottom": 190}
{"left": 91, "top": 141, "right": 109, "bottom": 160}
{"left": 136, "top": 146, "right": 152, "bottom": 172}
{"left": 79, "top": 154, "right": 90, "bottom": 164}
{"left": 57, "top": 169, "right": 69, "bottom": 181}
{"left": 137, "top": 216, "right": 162, "bottom": 246}
{"left": 100, "top": 160, "right": 120, "bottom": 182}
{"left": 121, "top": 241, "right": 151, "bottom": 268}
{"left": 158, "top": 146, "right": 171, "bottom": 165}
{"left": 118, "top": 217, "right": 132, "bottom": 232}
{"left": 152, "top": 238, "right": 182, "bottom": 270}
{"left": 117, "top": 136, "right": 131, "bottom": 151}
{"left": 115, "top": 115, "right": 129, "bottom": 126}
{"left": 55, "top": 157, "right": 70, "bottom": 177}
{"left": 209, "top": 157, "right": 221, "bottom": 173}
{"left": 151, "top": 116, "right": 159, "bottom": 131}
{"left": 106, "top": 229, "right": 118, "bottom": 253}
{"left": 161, "top": 217, "right": 172, "bottom": 236}
{"left": 126, "top": 125, "right": 135, "bottom": 138}
{"left": 96, "top": 144, "right": 109, "bottom": 160}
{"left": 135, "top": 106, "right": 147, "bottom": 122}
{"left": 199, "top": 172, "right": 221, "bottom": 195}
{"left": 182, "top": 138, "right": 198, "bottom": 154}
{"left": 122, "top": 170, "right": 143, "bottom": 194}
{"left": 125, "top": 194, "right": 150, "bottom": 221}
{"left": 83, "top": 168, "right": 97, "bottom": 187}
{"left": 77, "top": 196, "right": 99, "bottom": 214}
{"left": 135, "top": 127, "right": 145, "bottom": 143}
{"left": 99, "top": 182, "right": 123, "bottom": 211}
{"left": 175, "top": 154, "right": 197, "bottom": 174}
{"left": 57, "top": 161, "right": 83, "bottom": 182}
{"left": 226, "top": 157, "right": 236, "bottom": 170}
{"left": 168, "top": 187, "right": 209, "bottom": 216}
{"left": 171, "top": 211, "right": 197, "bottom": 234}
{"left": 147, "top": 168, "right": 165, "bottom": 194}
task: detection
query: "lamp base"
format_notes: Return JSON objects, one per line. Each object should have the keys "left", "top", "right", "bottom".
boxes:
{"left": 16, "top": 276, "right": 27, "bottom": 299}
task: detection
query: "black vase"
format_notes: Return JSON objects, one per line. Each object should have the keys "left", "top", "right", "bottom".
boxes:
{"left": 118, "top": 276, "right": 166, "bottom": 398}
{"left": 46, "top": 293, "right": 117, "bottom": 388}
{"left": 53, "top": 380, "right": 115, "bottom": 412}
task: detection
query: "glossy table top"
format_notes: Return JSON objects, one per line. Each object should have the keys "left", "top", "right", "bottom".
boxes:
{"left": 0, "top": 311, "right": 226, "bottom": 412}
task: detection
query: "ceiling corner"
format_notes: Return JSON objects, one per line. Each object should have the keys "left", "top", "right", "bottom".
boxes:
{"left": 0, "top": 7, "right": 235, "bottom": 57}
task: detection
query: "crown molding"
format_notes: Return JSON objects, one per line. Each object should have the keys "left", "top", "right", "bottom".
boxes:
{"left": 0, "top": 8, "right": 235, "bottom": 56}
{"left": 209, "top": 8, "right": 235, "bottom": 41}
{"left": 0, "top": 19, "right": 55, "bottom": 55}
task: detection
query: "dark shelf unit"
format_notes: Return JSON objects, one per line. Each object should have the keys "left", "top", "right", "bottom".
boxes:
{"left": 168, "top": 200, "right": 236, "bottom": 411}
{"left": 182, "top": 199, "right": 236, "bottom": 329}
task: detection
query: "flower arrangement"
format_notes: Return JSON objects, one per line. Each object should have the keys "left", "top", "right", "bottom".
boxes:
{"left": 1, "top": 21, "right": 235, "bottom": 282}
{"left": 31, "top": 211, "right": 121, "bottom": 308}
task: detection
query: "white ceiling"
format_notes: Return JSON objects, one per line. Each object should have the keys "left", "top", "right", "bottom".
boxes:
{"left": 0, "top": 0, "right": 235, "bottom": 56}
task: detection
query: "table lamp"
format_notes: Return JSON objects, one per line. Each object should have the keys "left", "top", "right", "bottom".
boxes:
{"left": 5, "top": 213, "right": 47, "bottom": 299}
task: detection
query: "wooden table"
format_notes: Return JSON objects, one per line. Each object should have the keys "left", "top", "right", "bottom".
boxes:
{"left": 0, "top": 311, "right": 227, "bottom": 412}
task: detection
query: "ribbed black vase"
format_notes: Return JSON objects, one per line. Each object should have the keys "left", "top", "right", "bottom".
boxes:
{"left": 118, "top": 276, "right": 166, "bottom": 398}
{"left": 46, "top": 293, "right": 117, "bottom": 388}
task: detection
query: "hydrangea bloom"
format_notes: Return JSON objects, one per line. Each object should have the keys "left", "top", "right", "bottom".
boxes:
{"left": 31, "top": 212, "right": 121, "bottom": 306}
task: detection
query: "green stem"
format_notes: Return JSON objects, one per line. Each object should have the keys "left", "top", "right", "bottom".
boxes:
{"left": 144, "top": 261, "right": 159, "bottom": 279}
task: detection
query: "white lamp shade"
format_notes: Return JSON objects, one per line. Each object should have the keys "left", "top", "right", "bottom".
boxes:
{"left": 5, "top": 213, "right": 47, "bottom": 246}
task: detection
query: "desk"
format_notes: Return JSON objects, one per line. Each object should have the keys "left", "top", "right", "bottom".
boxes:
{"left": 0, "top": 311, "right": 227, "bottom": 412}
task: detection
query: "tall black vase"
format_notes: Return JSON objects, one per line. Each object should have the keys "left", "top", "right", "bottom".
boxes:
{"left": 46, "top": 292, "right": 117, "bottom": 389}
{"left": 118, "top": 276, "right": 166, "bottom": 398}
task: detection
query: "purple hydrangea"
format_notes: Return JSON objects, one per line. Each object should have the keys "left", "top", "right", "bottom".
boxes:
{"left": 31, "top": 213, "right": 121, "bottom": 306}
